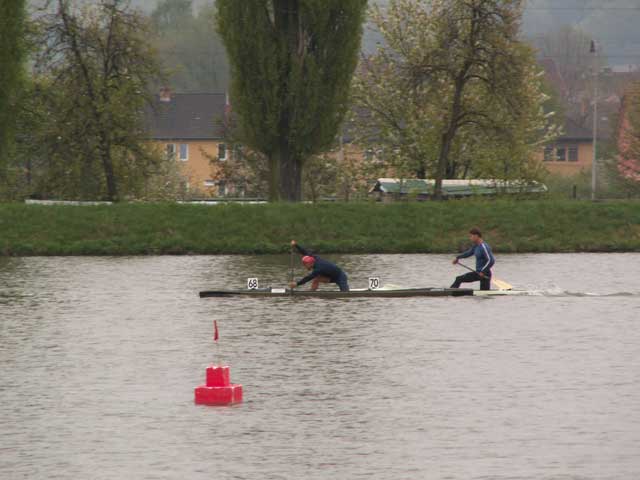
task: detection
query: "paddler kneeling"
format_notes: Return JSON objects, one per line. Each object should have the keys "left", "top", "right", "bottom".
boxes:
{"left": 289, "top": 240, "right": 349, "bottom": 292}
{"left": 451, "top": 227, "right": 495, "bottom": 291}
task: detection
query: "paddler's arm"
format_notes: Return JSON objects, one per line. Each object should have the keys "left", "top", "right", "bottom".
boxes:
{"left": 290, "top": 271, "right": 319, "bottom": 289}
{"left": 298, "top": 271, "right": 319, "bottom": 286}
{"left": 452, "top": 246, "right": 474, "bottom": 264}
{"left": 291, "top": 240, "right": 311, "bottom": 257}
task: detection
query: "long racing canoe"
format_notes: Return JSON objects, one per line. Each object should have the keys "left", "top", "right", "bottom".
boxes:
{"left": 198, "top": 287, "right": 527, "bottom": 298}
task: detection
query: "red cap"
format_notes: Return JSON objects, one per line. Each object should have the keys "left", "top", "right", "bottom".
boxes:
{"left": 302, "top": 256, "right": 315, "bottom": 267}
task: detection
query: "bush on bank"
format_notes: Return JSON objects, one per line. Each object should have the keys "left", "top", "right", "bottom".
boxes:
{"left": 0, "top": 199, "right": 639, "bottom": 256}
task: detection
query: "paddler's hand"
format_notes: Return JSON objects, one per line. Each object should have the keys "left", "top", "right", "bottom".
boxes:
{"left": 289, "top": 282, "right": 297, "bottom": 289}
{"left": 478, "top": 272, "right": 485, "bottom": 278}
{"left": 452, "top": 258, "right": 459, "bottom": 265}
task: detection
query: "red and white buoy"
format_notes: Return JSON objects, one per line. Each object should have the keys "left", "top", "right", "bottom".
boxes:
{"left": 194, "top": 321, "right": 243, "bottom": 406}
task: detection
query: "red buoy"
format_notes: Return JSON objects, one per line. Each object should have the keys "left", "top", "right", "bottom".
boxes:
{"left": 194, "top": 365, "right": 243, "bottom": 405}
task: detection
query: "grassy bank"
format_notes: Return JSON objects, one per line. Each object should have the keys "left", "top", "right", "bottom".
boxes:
{"left": 0, "top": 200, "right": 639, "bottom": 255}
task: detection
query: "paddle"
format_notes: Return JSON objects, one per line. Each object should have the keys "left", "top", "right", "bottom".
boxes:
{"left": 457, "top": 262, "right": 513, "bottom": 291}
{"left": 289, "top": 243, "right": 295, "bottom": 291}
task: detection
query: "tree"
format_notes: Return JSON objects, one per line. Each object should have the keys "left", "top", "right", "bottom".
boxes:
{"left": 353, "top": 0, "right": 558, "bottom": 197}
{"left": 208, "top": 146, "right": 270, "bottom": 198}
{"left": 303, "top": 154, "right": 338, "bottom": 202}
{"left": 333, "top": 145, "right": 375, "bottom": 201}
{"left": 0, "top": 0, "right": 27, "bottom": 186}
{"left": 351, "top": 54, "right": 441, "bottom": 180}
{"left": 531, "top": 25, "right": 608, "bottom": 129}
{"left": 34, "top": 0, "right": 165, "bottom": 201}
{"left": 533, "top": 26, "right": 595, "bottom": 104}
{"left": 216, "top": 0, "right": 368, "bottom": 201}
{"left": 614, "top": 81, "right": 640, "bottom": 193}
{"left": 151, "top": 0, "right": 230, "bottom": 93}
{"left": 151, "top": 0, "right": 193, "bottom": 31}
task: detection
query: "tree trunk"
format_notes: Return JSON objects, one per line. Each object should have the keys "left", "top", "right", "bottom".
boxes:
{"left": 268, "top": 154, "right": 280, "bottom": 201}
{"left": 278, "top": 0, "right": 303, "bottom": 202}
{"left": 277, "top": 141, "right": 302, "bottom": 201}
{"left": 434, "top": 70, "right": 467, "bottom": 199}
{"left": 434, "top": 131, "right": 453, "bottom": 199}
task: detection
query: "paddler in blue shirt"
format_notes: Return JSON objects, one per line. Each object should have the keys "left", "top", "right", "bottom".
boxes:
{"left": 451, "top": 227, "right": 495, "bottom": 291}
{"left": 289, "top": 240, "right": 350, "bottom": 292}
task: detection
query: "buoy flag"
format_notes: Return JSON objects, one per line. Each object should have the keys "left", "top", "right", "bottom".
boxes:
{"left": 214, "top": 320, "right": 219, "bottom": 342}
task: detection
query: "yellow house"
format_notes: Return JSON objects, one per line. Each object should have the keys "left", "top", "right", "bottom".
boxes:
{"left": 540, "top": 117, "right": 594, "bottom": 176}
{"left": 145, "top": 90, "right": 232, "bottom": 196}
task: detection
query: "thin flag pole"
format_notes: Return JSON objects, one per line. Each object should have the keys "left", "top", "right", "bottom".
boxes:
{"left": 213, "top": 320, "right": 220, "bottom": 365}
{"left": 289, "top": 244, "right": 295, "bottom": 290}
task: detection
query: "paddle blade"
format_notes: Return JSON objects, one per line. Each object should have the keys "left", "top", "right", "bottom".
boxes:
{"left": 492, "top": 277, "right": 513, "bottom": 291}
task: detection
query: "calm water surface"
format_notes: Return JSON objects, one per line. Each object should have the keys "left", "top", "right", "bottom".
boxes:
{"left": 1, "top": 254, "right": 639, "bottom": 480}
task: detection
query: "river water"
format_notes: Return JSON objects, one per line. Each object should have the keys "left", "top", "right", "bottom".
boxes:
{"left": 1, "top": 254, "right": 639, "bottom": 480}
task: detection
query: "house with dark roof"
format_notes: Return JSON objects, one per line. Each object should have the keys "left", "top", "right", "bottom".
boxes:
{"left": 540, "top": 117, "right": 594, "bottom": 176}
{"left": 144, "top": 89, "right": 230, "bottom": 195}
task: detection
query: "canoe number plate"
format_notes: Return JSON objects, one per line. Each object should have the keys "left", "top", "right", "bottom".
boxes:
{"left": 368, "top": 277, "right": 381, "bottom": 290}
{"left": 247, "top": 278, "right": 259, "bottom": 290}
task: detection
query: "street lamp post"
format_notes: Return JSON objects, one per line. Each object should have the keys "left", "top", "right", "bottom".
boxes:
{"left": 590, "top": 40, "right": 598, "bottom": 201}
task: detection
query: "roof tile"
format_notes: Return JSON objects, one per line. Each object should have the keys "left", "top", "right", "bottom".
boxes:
{"left": 145, "top": 93, "right": 227, "bottom": 140}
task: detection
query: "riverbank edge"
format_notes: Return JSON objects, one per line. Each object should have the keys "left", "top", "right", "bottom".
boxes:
{"left": 1, "top": 200, "right": 639, "bottom": 256}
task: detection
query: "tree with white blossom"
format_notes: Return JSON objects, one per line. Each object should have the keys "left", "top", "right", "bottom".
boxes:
{"left": 353, "top": 0, "right": 560, "bottom": 198}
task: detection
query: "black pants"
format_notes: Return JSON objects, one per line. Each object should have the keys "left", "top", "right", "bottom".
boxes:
{"left": 451, "top": 272, "right": 491, "bottom": 291}
{"left": 335, "top": 272, "right": 350, "bottom": 292}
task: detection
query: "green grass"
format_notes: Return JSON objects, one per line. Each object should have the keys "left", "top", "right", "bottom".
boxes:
{"left": 0, "top": 199, "right": 639, "bottom": 255}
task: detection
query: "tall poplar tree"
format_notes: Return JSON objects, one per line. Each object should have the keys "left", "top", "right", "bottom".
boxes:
{"left": 0, "top": 0, "right": 27, "bottom": 183}
{"left": 216, "top": 0, "right": 368, "bottom": 201}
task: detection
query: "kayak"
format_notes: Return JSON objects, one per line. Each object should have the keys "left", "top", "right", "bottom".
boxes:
{"left": 199, "top": 287, "right": 473, "bottom": 298}
{"left": 198, "top": 287, "right": 526, "bottom": 298}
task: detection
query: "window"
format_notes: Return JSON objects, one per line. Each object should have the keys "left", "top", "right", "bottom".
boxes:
{"left": 568, "top": 146, "right": 578, "bottom": 162}
{"left": 555, "top": 147, "right": 566, "bottom": 162}
{"left": 543, "top": 146, "right": 553, "bottom": 162}
{"left": 166, "top": 143, "right": 176, "bottom": 160}
{"left": 218, "top": 180, "right": 226, "bottom": 196}
{"left": 364, "top": 148, "right": 374, "bottom": 161}
{"left": 204, "top": 179, "right": 216, "bottom": 187}
{"left": 179, "top": 143, "right": 188, "bottom": 161}
{"left": 218, "top": 143, "right": 227, "bottom": 161}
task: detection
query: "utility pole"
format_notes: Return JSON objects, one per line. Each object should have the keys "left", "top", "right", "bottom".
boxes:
{"left": 590, "top": 40, "right": 598, "bottom": 201}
